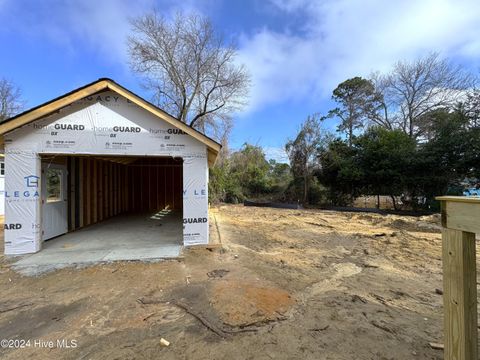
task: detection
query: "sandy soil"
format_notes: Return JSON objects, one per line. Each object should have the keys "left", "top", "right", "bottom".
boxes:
{"left": 0, "top": 204, "right": 479, "bottom": 359}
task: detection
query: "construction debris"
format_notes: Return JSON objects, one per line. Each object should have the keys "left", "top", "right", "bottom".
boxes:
{"left": 160, "top": 338, "right": 170, "bottom": 347}
{"left": 429, "top": 342, "right": 444, "bottom": 350}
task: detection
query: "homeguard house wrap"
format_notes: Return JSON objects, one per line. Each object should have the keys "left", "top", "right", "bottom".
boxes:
{"left": 0, "top": 78, "right": 220, "bottom": 255}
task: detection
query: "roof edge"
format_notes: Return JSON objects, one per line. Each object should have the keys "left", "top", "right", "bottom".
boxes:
{"left": 0, "top": 78, "right": 221, "bottom": 161}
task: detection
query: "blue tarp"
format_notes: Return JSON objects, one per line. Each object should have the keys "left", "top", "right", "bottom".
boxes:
{"left": 463, "top": 188, "right": 480, "bottom": 196}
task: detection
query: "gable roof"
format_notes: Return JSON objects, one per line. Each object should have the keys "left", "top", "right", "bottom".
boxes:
{"left": 0, "top": 78, "right": 221, "bottom": 166}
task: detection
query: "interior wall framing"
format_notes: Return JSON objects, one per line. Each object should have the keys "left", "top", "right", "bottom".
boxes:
{"left": 42, "top": 155, "right": 183, "bottom": 233}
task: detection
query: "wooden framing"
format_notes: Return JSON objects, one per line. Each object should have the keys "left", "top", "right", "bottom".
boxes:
{"left": 57, "top": 155, "right": 183, "bottom": 232}
{"left": 0, "top": 78, "right": 221, "bottom": 166}
{"left": 436, "top": 196, "right": 479, "bottom": 360}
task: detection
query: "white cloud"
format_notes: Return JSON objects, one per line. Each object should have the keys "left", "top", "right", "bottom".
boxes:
{"left": 264, "top": 146, "right": 289, "bottom": 163}
{"left": 3, "top": 0, "right": 479, "bottom": 115}
{"left": 238, "top": 0, "right": 480, "bottom": 112}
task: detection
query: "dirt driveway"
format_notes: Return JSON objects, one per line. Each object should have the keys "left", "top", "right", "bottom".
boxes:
{"left": 0, "top": 204, "right": 478, "bottom": 359}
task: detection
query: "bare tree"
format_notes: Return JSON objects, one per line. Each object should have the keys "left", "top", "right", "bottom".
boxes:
{"left": 379, "top": 52, "right": 475, "bottom": 139}
{"left": 368, "top": 72, "right": 393, "bottom": 130}
{"left": 286, "top": 114, "right": 324, "bottom": 205}
{"left": 0, "top": 78, "right": 24, "bottom": 122}
{"left": 128, "top": 11, "right": 250, "bottom": 139}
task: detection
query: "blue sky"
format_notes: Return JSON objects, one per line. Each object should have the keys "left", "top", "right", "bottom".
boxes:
{"left": 1, "top": 0, "right": 480, "bottom": 162}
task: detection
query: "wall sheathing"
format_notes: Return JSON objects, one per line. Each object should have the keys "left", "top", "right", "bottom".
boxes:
{"left": 4, "top": 91, "right": 209, "bottom": 255}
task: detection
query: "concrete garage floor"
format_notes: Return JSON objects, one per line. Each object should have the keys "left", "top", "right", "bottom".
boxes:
{"left": 12, "top": 209, "right": 183, "bottom": 276}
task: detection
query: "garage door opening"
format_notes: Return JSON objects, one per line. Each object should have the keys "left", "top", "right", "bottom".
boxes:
{"left": 39, "top": 154, "right": 184, "bottom": 260}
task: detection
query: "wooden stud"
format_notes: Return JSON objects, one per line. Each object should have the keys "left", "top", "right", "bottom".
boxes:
{"left": 93, "top": 159, "right": 98, "bottom": 223}
{"left": 85, "top": 158, "right": 91, "bottom": 226}
{"left": 156, "top": 163, "right": 160, "bottom": 210}
{"left": 132, "top": 165, "right": 136, "bottom": 212}
{"left": 117, "top": 164, "right": 121, "bottom": 215}
{"left": 67, "top": 157, "right": 72, "bottom": 231}
{"left": 148, "top": 159, "right": 152, "bottom": 211}
{"left": 122, "top": 164, "right": 125, "bottom": 213}
{"left": 116, "top": 164, "right": 120, "bottom": 215}
{"left": 124, "top": 165, "right": 128, "bottom": 213}
{"left": 140, "top": 164, "right": 144, "bottom": 212}
{"left": 98, "top": 160, "right": 103, "bottom": 221}
{"left": 164, "top": 165, "right": 167, "bottom": 208}
{"left": 116, "top": 163, "right": 119, "bottom": 215}
{"left": 117, "top": 164, "right": 120, "bottom": 215}
{"left": 105, "top": 161, "right": 108, "bottom": 218}
{"left": 109, "top": 162, "right": 113, "bottom": 217}
{"left": 170, "top": 168, "right": 175, "bottom": 209}
{"left": 442, "top": 228, "right": 478, "bottom": 360}
{"left": 79, "top": 158, "right": 84, "bottom": 228}
{"left": 102, "top": 161, "right": 106, "bottom": 219}
{"left": 70, "top": 157, "right": 76, "bottom": 230}
{"left": 113, "top": 163, "right": 117, "bottom": 216}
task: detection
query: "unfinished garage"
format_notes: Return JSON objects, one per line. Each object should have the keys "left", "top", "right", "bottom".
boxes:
{"left": 0, "top": 78, "right": 220, "bottom": 255}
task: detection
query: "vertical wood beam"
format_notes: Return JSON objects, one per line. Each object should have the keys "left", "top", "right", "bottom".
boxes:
{"left": 115, "top": 163, "right": 118, "bottom": 216}
{"left": 116, "top": 163, "right": 119, "bottom": 215}
{"left": 85, "top": 158, "right": 91, "bottom": 226}
{"left": 70, "top": 157, "right": 76, "bottom": 230}
{"left": 124, "top": 165, "right": 128, "bottom": 213}
{"left": 156, "top": 164, "right": 160, "bottom": 210}
{"left": 442, "top": 228, "right": 478, "bottom": 360}
{"left": 79, "top": 158, "right": 84, "bottom": 228}
{"left": 104, "top": 162, "right": 109, "bottom": 218}
{"left": 98, "top": 161, "right": 103, "bottom": 221}
{"left": 148, "top": 159, "right": 152, "bottom": 211}
{"left": 93, "top": 159, "right": 98, "bottom": 223}
{"left": 67, "top": 157, "right": 72, "bottom": 231}
{"left": 140, "top": 164, "right": 144, "bottom": 211}
{"left": 113, "top": 163, "right": 117, "bottom": 216}
{"left": 74, "top": 157, "right": 80, "bottom": 229}
{"left": 164, "top": 166, "right": 167, "bottom": 209}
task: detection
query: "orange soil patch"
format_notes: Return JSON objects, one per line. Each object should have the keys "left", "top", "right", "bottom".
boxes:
{"left": 210, "top": 280, "right": 295, "bottom": 327}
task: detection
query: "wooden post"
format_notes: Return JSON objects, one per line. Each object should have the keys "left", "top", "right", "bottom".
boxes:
{"left": 436, "top": 196, "right": 479, "bottom": 360}
{"left": 442, "top": 229, "right": 477, "bottom": 359}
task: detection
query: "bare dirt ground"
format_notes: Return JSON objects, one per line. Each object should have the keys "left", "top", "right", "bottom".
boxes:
{"left": 0, "top": 204, "right": 479, "bottom": 359}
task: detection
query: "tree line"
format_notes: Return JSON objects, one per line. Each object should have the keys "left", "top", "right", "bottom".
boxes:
{"left": 210, "top": 53, "right": 480, "bottom": 211}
